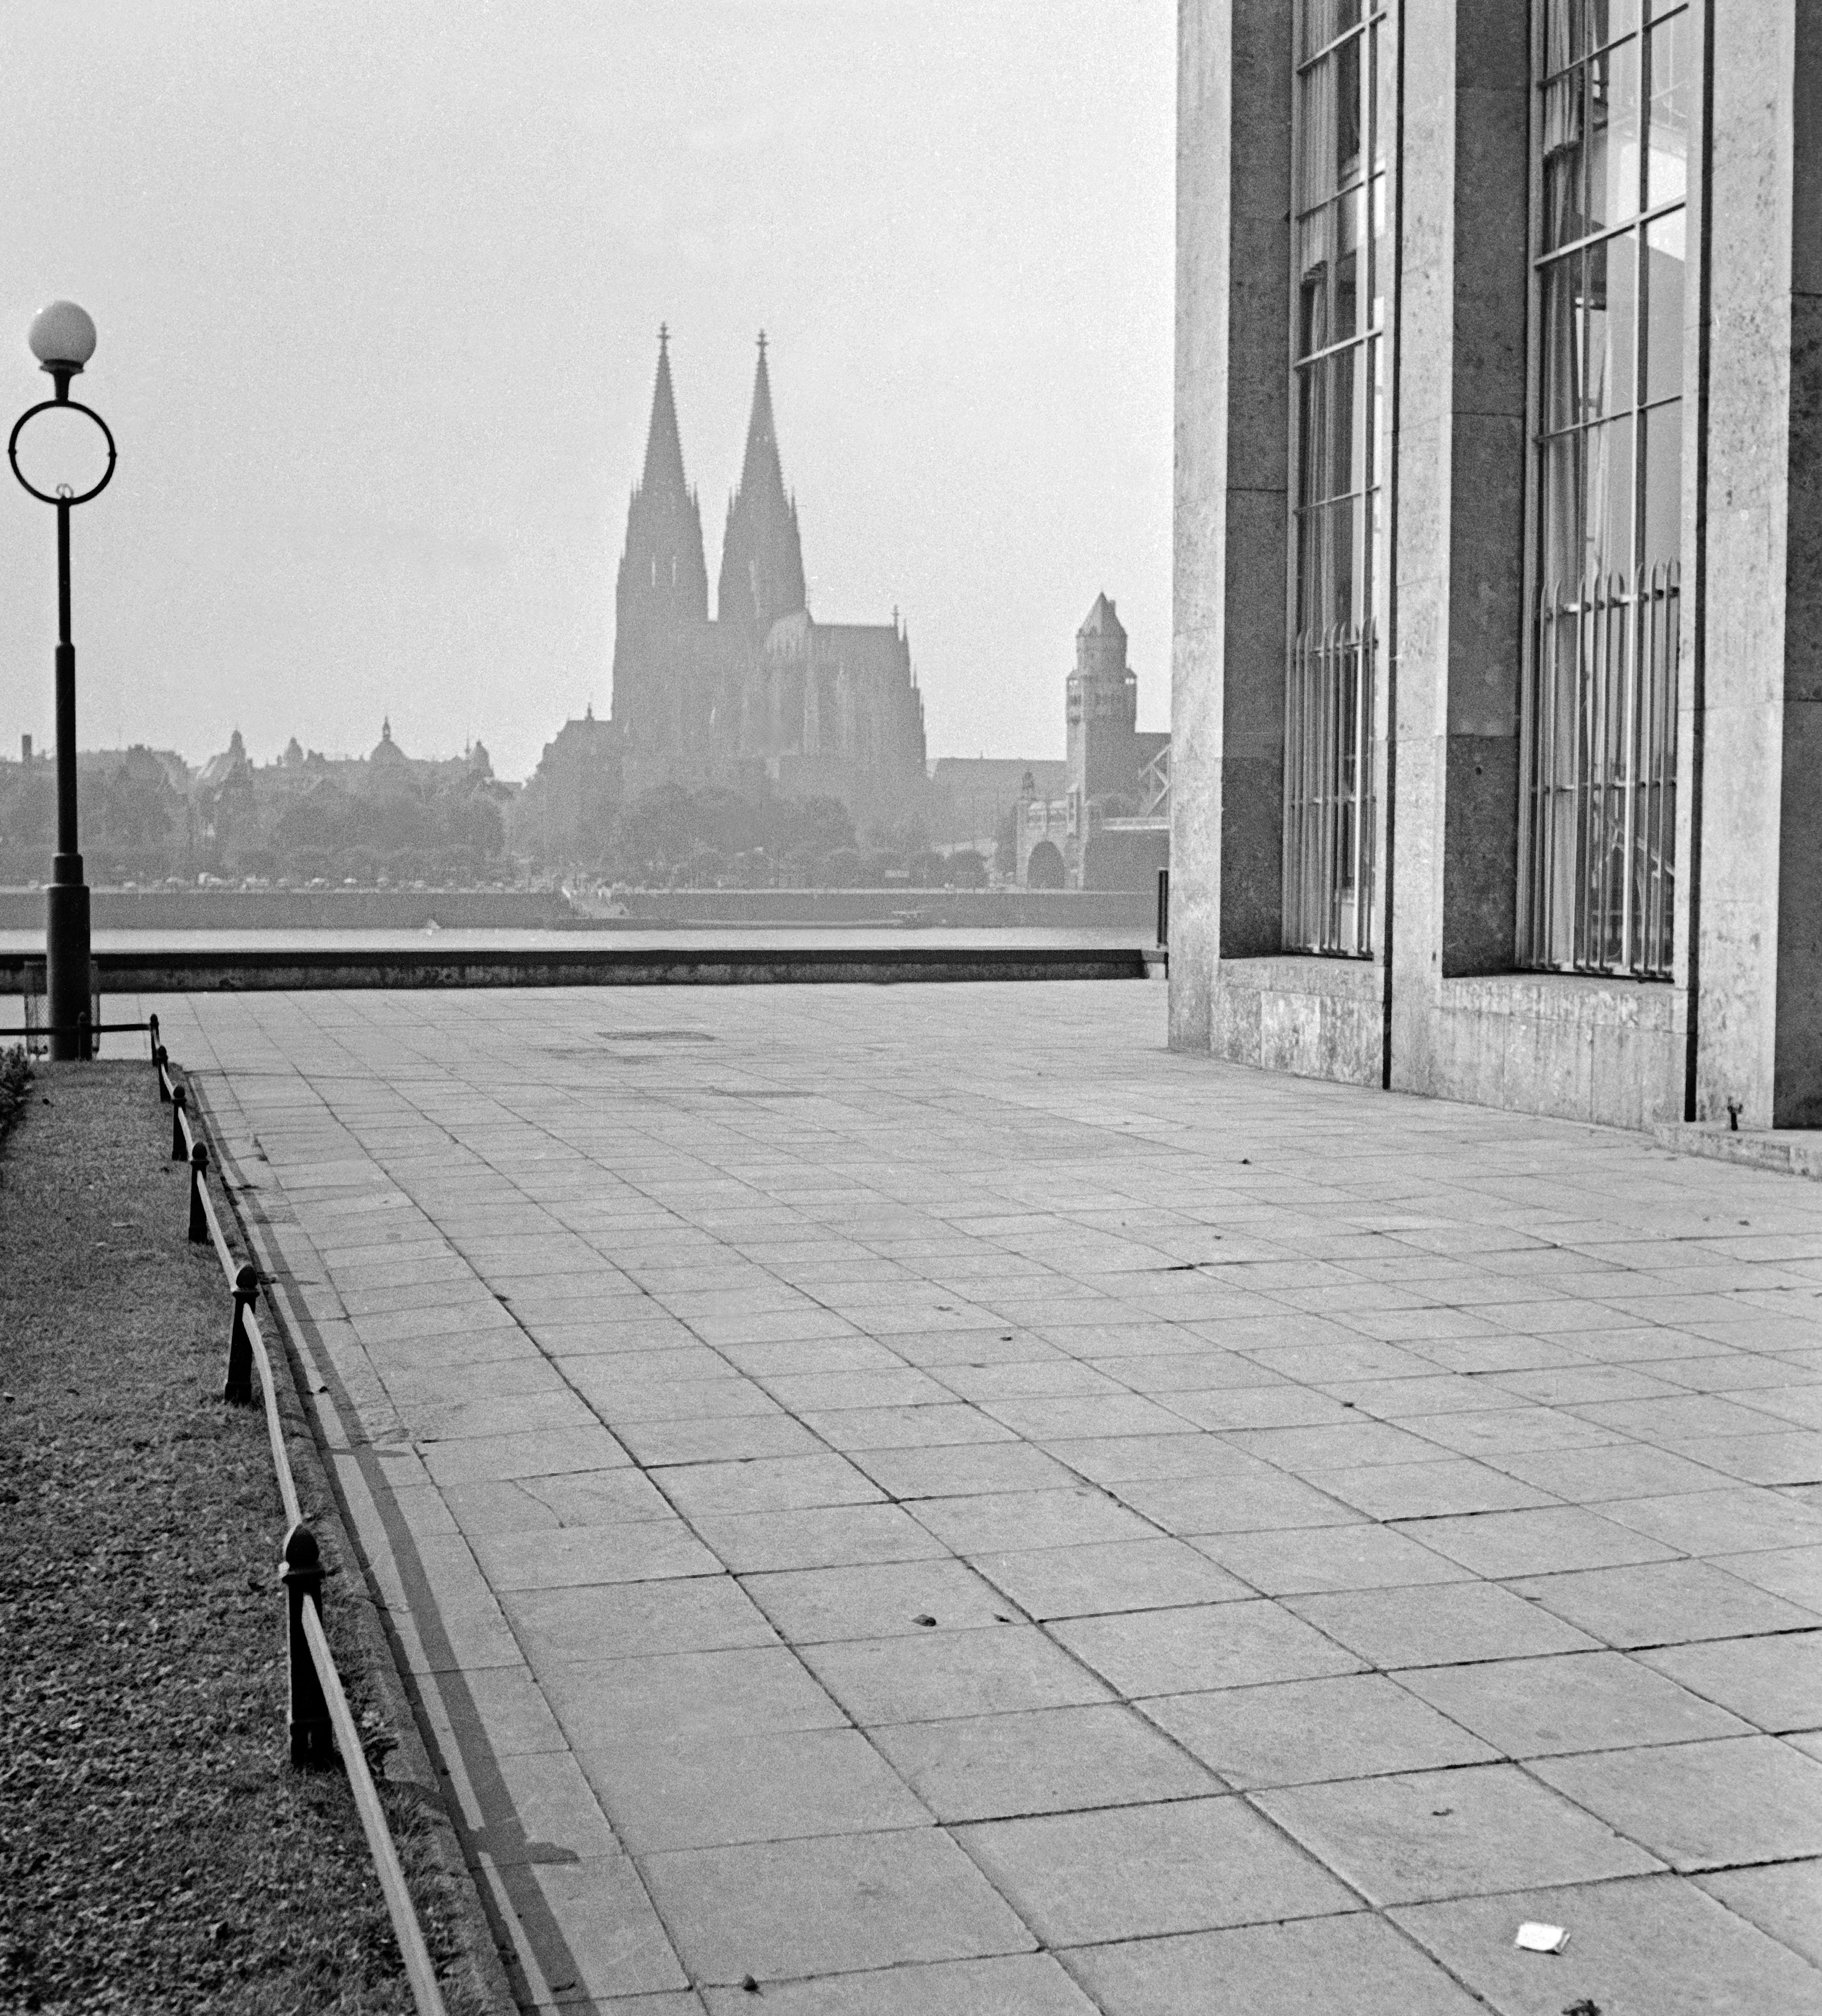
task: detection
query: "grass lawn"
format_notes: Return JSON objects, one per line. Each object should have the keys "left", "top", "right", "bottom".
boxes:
{"left": 0, "top": 1060, "right": 497, "bottom": 2014}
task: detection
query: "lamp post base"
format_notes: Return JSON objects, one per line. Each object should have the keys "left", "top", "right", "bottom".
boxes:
{"left": 46, "top": 868, "right": 90, "bottom": 1061}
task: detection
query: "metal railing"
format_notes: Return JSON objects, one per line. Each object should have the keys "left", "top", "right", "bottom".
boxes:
{"left": 152, "top": 1020, "right": 449, "bottom": 2016}
{"left": 1522, "top": 563, "right": 1679, "bottom": 979}
{"left": 1284, "top": 618, "right": 1376, "bottom": 956}
{"left": 12, "top": 956, "right": 103, "bottom": 1057}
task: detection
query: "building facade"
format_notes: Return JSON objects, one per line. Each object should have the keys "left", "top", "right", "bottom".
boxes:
{"left": 1019, "top": 595, "right": 1171, "bottom": 891}
{"left": 611, "top": 332, "right": 928, "bottom": 818}
{"left": 1173, "top": 0, "right": 1822, "bottom": 1131}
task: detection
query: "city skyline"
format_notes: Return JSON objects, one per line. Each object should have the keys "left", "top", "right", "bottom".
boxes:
{"left": 0, "top": 2, "right": 1174, "bottom": 783}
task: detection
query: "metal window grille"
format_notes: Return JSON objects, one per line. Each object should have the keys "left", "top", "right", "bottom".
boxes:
{"left": 1286, "top": 620, "right": 1375, "bottom": 957}
{"left": 1284, "top": 0, "right": 1387, "bottom": 957}
{"left": 1526, "top": 565, "right": 1678, "bottom": 975}
{"left": 1522, "top": 0, "right": 1692, "bottom": 977}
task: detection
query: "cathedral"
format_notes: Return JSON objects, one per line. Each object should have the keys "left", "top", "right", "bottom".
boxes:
{"left": 610, "top": 331, "right": 928, "bottom": 815}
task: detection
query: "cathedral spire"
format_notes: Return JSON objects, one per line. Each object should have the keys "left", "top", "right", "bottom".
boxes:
{"left": 718, "top": 330, "right": 806, "bottom": 640}
{"left": 640, "top": 322, "right": 688, "bottom": 501}
{"left": 613, "top": 326, "right": 709, "bottom": 747}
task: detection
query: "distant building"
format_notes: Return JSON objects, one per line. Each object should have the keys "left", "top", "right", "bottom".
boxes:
{"left": 1018, "top": 595, "right": 1168, "bottom": 891}
{"left": 192, "top": 722, "right": 493, "bottom": 808}
{"left": 515, "top": 705, "right": 621, "bottom": 867}
{"left": 927, "top": 757, "right": 1068, "bottom": 860}
{"left": 610, "top": 331, "right": 928, "bottom": 817}
{"left": 76, "top": 744, "right": 191, "bottom": 794}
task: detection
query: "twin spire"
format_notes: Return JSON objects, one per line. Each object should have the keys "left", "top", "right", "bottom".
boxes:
{"left": 630, "top": 329, "right": 805, "bottom": 642}
{"left": 640, "top": 322, "right": 688, "bottom": 499}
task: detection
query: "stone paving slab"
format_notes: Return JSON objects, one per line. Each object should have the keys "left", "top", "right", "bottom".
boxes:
{"left": 141, "top": 981, "right": 1822, "bottom": 2012}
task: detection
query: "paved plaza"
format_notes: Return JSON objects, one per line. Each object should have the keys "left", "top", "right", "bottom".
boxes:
{"left": 143, "top": 980, "right": 1822, "bottom": 2014}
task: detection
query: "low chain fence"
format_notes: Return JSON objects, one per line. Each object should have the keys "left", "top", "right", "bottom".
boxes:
{"left": 141, "top": 1013, "right": 449, "bottom": 2016}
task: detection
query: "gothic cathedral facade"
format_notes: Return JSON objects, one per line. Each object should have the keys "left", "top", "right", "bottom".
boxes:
{"left": 611, "top": 332, "right": 928, "bottom": 816}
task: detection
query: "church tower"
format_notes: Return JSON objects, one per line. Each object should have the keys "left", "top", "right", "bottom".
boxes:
{"left": 717, "top": 333, "right": 806, "bottom": 643}
{"left": 1067, "top": 593, "right": 1140, "bottom": 806}
{"left": 613, "top": 328, "right": 709, "bottom": 750}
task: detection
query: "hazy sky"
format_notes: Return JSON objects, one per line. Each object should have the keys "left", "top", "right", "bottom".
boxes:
{"left": 0, "top": 2, "right": 1174, "bottom": 782}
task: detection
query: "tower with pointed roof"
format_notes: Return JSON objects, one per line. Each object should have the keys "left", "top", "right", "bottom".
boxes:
{"left": 1068, "top": 594, "right": 1139, "bottom": 807}
{"left": 607, "top": 328, "right": 926, "bottom": 816}
{"left": 613, "top": 328, "right": 710, "bottom": 755}
{"left": 717, "top": 334, "right": 806, "bottom": 643}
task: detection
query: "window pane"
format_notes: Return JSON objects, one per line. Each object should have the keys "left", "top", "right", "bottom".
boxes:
{"left": 1544, "top": 0, "right": 1581, "bottom": 75}
{"left": 1540, "top": 432, "right": 1586, "bottom": 593}
{"left": 1641, "top": 401, "right": 1683, "bottom": 575}
{"left": 1550, "top": 0, "right": 1643, "bottom": 71}
{"left": 1336, "top": 187, "right": 1364, "bottom": 343}
{"left": 1646, "top": 13, "right": 1692, "bottom": 206}
{"left": 1642, "top": 212, "right": 1686, "bottom": 402}
{"left": 1296, "top": 499, "right": 1359, "bottom": 636}
{"left": 1585, "top": 232, "right": 1637, "bottom": 419}
{"left": 1298, "top": 61, "right": 1339, "bottom": 207}
{"left": 1591, "top": 1, "right": 1641, "bottom": 46}
{"left": 1324, "top": 351, "right": 1359, "bottom": 499}
{"left": 1298, "top": 206, "right": 1335, "bottom": 356}
{"left": 1299, "top": 40, "right": 1364, "bottom": 207}
{"left": 1540, "top": 255, "right": 1582, "bottom": 433}
{"left": 1587, "top": 37, "right": 1642, "bottom": 234}
{"left": 1301, "top": 0, "right": 1363, "bottom": 63}
{"left": 1587, "top": 413, "right": 1635, "bottom": 579}
{"left": 1542, "top": 69, "right": 1586, "bottom": 249}
{"left": 1298, "top": 371, "right": 1327, "bottom": 511}
{"left": 1332, "top": 34, "right": 1362, "bottom": 187}
{"left": 1344, "top": 340, "right": 1373, "bottom": 494}
{"left": 1369, "top": 170, "right": 1388, "bottom": 317}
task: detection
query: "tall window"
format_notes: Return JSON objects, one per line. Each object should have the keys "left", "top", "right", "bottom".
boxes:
{"left": 1286, "top": 0, "right": 1388, "bottom": 957}
{"left": 1524, "top": 0, "right": 1692, "bottom": 977}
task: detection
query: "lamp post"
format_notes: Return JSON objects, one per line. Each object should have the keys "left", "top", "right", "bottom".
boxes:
{"left": 9, "top": 302, "right": 116, "bottom": 1059}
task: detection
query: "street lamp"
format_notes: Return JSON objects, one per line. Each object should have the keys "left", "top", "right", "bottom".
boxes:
{"left": 9, "top": 302, "right": 116, "bottom": 1060}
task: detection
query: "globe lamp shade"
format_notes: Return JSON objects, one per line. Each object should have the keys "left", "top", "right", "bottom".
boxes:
{"left": 28, "top": 301, "right": 98, "bottom": 372}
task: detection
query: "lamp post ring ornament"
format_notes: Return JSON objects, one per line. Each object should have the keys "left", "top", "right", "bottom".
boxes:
{"left": 8, "top": 397, "right": 116, "bottom": 507}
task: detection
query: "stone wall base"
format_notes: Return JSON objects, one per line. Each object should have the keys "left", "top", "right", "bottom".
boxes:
{"left": 1414, "top": 973, "right": 1687, "bottom": 1133}
{"left": 1210, "top": 957, "right": 1383, "bottom": 1087}
{"left": 1203, "top": 959, "right": 1687, "bottom": 1133}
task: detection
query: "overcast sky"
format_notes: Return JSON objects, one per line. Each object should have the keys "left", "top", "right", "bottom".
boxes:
{"left": 0, "top": 2, "right": 1174, "bottom": 782}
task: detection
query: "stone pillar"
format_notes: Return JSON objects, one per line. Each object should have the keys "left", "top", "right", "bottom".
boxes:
{"left": 1695, "top": 4, "right": 1822, "bottom": 1126}
{"left": 1170, "top": 0, "right": 1294, "bottom": 1050}
{"left": 1386, "top": 0, "right": 1531, "bottom": 1091}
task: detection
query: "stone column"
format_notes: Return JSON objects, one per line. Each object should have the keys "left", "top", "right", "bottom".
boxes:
{"left": 1170, "top": 0, "right": 1294, "bottom": 1050}
{"left": 1385, "top": 0, "right": 1531, "bottom": 1090}
{"left": 1696, "top": 3, "right": 1822, "bottom": 1125}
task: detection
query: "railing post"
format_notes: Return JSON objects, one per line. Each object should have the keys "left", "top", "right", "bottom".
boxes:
{"left": 153, "top": 1044, "right": 169, "bottom": 1100}
{"left": 1156, "top": 867, "right": 1169, "bottom": 951}
{"left": 170, "top": 1082, "right": 188, "bottom": 1159}
{"left": 188, "top": 1140, "right": 210, "bottom": 1244}
{"left": 224, "top": 1263, "right": 259, "bottom": 1406}
{"left": 280, "top": 1523, "right": 334, "bottom": 1767}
